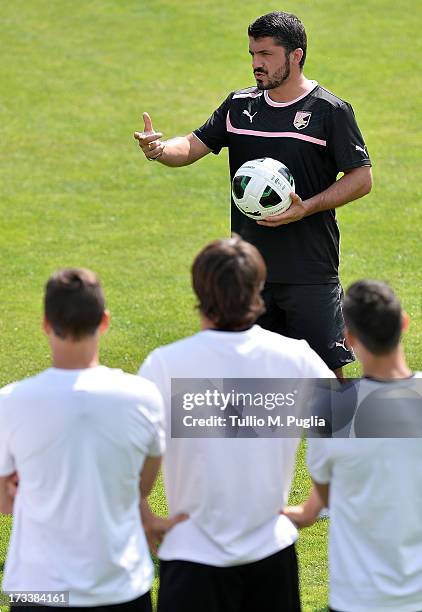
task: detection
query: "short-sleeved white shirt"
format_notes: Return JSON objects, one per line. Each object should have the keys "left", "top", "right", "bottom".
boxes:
{"left": 139, "top": 325, "right": 334, "bottom": 566}
{"left": 308, "top": 374, "right": 422, "bottom": 612}
{"left": 0, "top": 366, "right": 165, "bottom": 606}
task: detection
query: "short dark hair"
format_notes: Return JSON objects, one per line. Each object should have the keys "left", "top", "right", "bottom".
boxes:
{"left": 44, "top": 268, "right": 105, "bottom": 340}
{"left": 343, "top": 280, "right": 403, "bottom": 355}
{"left": 192, "top": 235, "right": 266, "bottom": 331}
{"left": 248, "top": 12, "right": 307, "bottom": 70}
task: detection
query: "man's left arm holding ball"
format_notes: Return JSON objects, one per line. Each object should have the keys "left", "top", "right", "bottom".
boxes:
{"left": 134, "top": 98, "right": 372, "bottom": 225}
{"left": 257, "top": 165, "right": 372, "bottom": 227}
{"left": 259, "top": 100, "right": 373, "bottom": 227}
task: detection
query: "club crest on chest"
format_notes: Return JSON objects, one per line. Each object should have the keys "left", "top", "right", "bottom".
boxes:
{"left": 293, "top": 111, "right": 312, "bottom": 130}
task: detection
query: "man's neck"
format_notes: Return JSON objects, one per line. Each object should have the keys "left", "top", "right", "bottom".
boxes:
{"left": 199, "top": 315, "right": 253, "bottom": 332}
{"left": 50, "top": 339, "right": 100, "bottom": 370}
{"left": 266, "top": 74, "right": 314, "bottom": 103}
{"left": 362, "top": 346, "right": 412, "bottom": 380}
{"left": 200, "top": 315, "right": 215, "bottom": 331}
{"left": 51, "top": 354, "right": 100, "bottom": 370}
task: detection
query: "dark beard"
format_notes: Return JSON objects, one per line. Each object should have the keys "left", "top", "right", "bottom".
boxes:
{"left": 256, "top": 61, "right": 291, "bottom": 90}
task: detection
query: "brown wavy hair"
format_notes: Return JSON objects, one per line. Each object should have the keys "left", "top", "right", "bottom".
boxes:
{"left": 192, "top": 235, "right": 266, "bottom": 331}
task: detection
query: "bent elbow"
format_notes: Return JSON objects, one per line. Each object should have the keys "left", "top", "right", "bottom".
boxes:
{"left": 362, "top": 167, "right": 373, "bottom": 196}
{"left": 0, "top": 502, "right": 12, "bottom": 515}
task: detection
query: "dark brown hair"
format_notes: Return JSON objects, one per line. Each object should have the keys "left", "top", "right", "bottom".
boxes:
{"left": 343, "top": 280, "right": 403, "bottom": 355}
{"left": 248, "top": 11, "right": 307, "bottom": 70}
{"left": 44, "top": 268, "right": 105, "bottom": 340}
{"left": 192, "top": 235, "right": 266, "bottom": 330}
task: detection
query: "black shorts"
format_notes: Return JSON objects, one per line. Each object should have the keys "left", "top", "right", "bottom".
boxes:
{"left": 157, "top": 544, "right": 301, "bottom": 612}
{"left": 257, "top": 282, "right": 354, "bottom": 371}
{"left": 10, "top": 592, "right": 152, "bottom": 612}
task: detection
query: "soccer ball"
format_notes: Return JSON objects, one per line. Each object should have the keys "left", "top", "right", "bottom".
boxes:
{"left": 232, "top": 158, "right": 295, "bottom": 219}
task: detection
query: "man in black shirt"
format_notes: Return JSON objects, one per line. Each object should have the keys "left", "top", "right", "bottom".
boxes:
{"left": 134, "top": 11, "right": 372, "bottom": 377}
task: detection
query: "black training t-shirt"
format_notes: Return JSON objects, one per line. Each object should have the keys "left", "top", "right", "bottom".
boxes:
{"left": 194, "top": 82, "right": 371, "bottom": 284}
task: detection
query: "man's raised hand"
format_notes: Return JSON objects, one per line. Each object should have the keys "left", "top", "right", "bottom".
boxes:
{"left": 134, "top": 112, "right": 165, "bottom": 160}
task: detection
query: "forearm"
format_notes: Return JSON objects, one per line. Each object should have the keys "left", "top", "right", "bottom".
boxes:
{"left": 304, "top": 166, "right": 372, "bottom": 215}
{"left": 135, "top": 124, "right": 210, "bottom": 167}
{"left": 140, "top": 497, "right": 189, "bottom": 555}
{"left": 0, "top": 497, "right": 13, "bottom": 515}
{"left": 140, "top": 456, "right": 161, "bottom": 498}
{"left": 283, "top": 481, "right": 331, "bottom": 528}
{"left": 257, "top": 166, "right": 372, "bottom": 228}
{"left": 140, "top": 497, "right": 154, "bottom": 521}
{"left": 283, "top": 484, "right": 325, "bottom": 528}
{"left": 302, "top": 484, "right": 325, "bottom": 520}
{"left": 155, "top": 137, "right": 196, "bottom": 167}
{"left": 313, "top": 482, "right": 329, "bottom": 508}
{"left": 0, "top": 478, "right": 14, "bottom": 515}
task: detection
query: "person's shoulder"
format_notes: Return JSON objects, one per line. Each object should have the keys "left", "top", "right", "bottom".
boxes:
{"left": 0, "top": 370, "right": 50, "bottom": 400}
{"left": 0, "top": 373, "right": 53, "bottom": 423}
{"left": 148, "top": 332, "right": 206, "bottom": 361}
{"left": 107, "top": 367, "right": 160, "bottom": 400}
{"left": 0, "top": 382, "right": 20, "bottom": 418}
{"left": 254, "top": 327, "right": 333, "bottom": 374}
{"left": 254, "top": 325, "right": 306, "bottom": 348}
{"left": 106, "top": 368, "right": 164, "bottom": 420}
{"left": 231, "top": 85, "right": 263, "bottom": 100}
{"left": 311, "top": 84, "right": 351, "bottom": 110}
{"left": 0, "top": 381, "right": 19, "bottom": 398}
{"left": 253, "top": 326, "right": 312, "bottom": 357}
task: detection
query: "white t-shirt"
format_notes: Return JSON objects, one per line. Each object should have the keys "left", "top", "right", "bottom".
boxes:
{"left": 139, "top": 325, "right": 334, "bottom": 566}
{"left": 307, "top": 374, "right": 422, "bottom": 612}
{"left": 0, "top": 366, "right": 165, "bottom": 606}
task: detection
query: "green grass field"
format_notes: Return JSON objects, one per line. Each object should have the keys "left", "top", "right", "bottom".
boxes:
{"left": 0, "top": 0, "right": 421, "bottom": 610}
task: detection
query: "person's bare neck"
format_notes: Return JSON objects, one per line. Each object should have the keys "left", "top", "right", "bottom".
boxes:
{"left": 361, "top": 345, "right": 412, "bottom": 380}
{"left": 50, "top": 337, "right": 100, "bottom": 370}
{"left": 199, "top": 315, "right": 252, "bottom": 332}
{"left": 266, "top": 73, "right": 314, "bottom": 103}
{"left": 200, "top": 315, "right": 216, "bottom": 331}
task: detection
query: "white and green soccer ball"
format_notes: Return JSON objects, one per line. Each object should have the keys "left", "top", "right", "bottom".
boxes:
{"left": 232, "top": 157, "right": 295, "bottom": 219}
